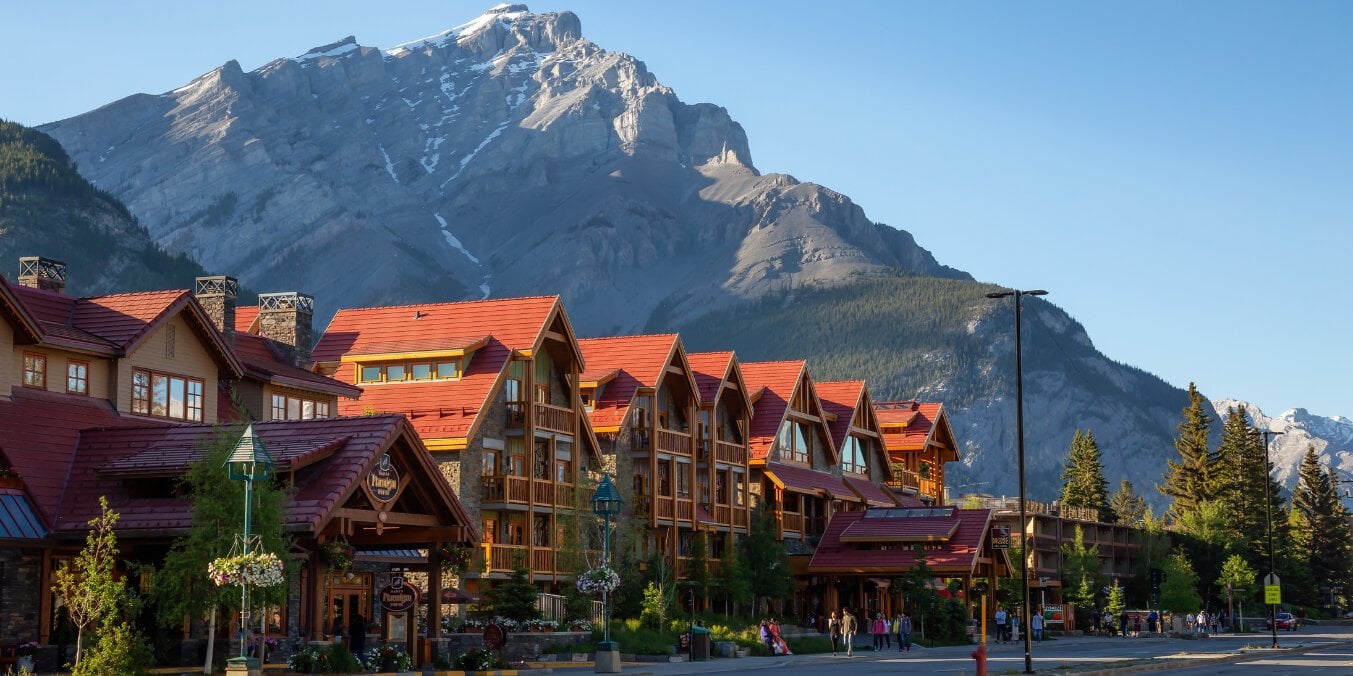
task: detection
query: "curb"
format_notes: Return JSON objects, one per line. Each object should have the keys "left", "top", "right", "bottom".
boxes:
{"left": 1070, "top": 639, "right": 1352, "bottom": 675}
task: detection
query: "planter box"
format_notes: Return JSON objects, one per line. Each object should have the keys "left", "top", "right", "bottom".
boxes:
{"left": 735, "top": 648, "right": 750, "bottom": 658}
{"left": 572, "top": 652, "right": 589, "bottom": 662}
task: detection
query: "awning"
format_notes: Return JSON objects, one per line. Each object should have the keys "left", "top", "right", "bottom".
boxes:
{"left": 764, "top": 463, "right": 858, "bottom": 502}
{"left": 0, "top": 489, "right": 46, "bottom": 539}
{"left": 844, "top": 476, "right": 896, "bottom": 507}
{"left": 355, "top": 548, "right": 426, "bottom": 563}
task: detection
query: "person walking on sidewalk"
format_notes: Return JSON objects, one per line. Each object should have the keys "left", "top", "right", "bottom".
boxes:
{"left": 871, "top": 613, "right": 886, "bottom": 651}
{"left": 828, "top": 611, "right": 841, "bottom": 656}
{"left": 994, "top": 606, "right": 1008, "bottom": 644}
{"left": 841, "top": 608, "right": 858, "bottom": 657}
{"left": 899, "top": 611, "right": 913, "bottom": 652}
{"left": 890, "top": 613, "right": 902, "bottom": 652}
{"left": 1031, "top": 608, "right": 1043, "bottom": 643}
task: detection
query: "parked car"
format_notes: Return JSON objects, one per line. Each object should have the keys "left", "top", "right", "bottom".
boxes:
{"left": 1266, "top": 612, "right": 1298, "bottom": 631}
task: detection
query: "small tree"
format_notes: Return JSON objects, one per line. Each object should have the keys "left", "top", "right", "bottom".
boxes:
{"left": 687, "top": 534, "right": 713, "bottom": 610}
{"left": 1106, "top": 579, "right": 1126, "bottom": 616}
{"left": 484, "top": 568, "right": 542, "bottom": 623}
{"left": 639, "top": 552, "right": 676, "bottom": 629}
{"left": 1159, "top": 550, "right": 1202, "bottom": 616}
{"left": 716, "top": 537, "right": 752, "bottom": 617}
{"left": 1061, "top": 525, "right": 1101, "bottom": 611}
{"left": 1217, "top": 554, "right": 1256, "bottom": 631}
{"left": 742, "top": 508, "right": 794, "bottom": 615}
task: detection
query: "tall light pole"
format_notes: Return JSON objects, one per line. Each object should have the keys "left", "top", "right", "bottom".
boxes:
{"left": 1258, "top": 428, "right": 1282, "bottom": 649}
{"left": 225, "top": 424, "right": 274, "bottom": 670}
{"left": 987, "top": 289, "right": 1047, "bottom": 675}
{"left": 591, "top": 474, "right": 623, "bottom": 662}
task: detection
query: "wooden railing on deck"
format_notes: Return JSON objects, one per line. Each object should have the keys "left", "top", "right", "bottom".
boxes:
{"left": 732, "top": 507, "right": 749, "bottom": 529}
{"left": 714, "top": 504, "right": 731, "bottom": 524}
{"left": 780, "top": 511, "right": 804, "bottom": 535}
{"left": 486, "top": 544, "right": 529, "bottom": 571}
{"left": 532, "top": 547, "right": 555, "bottom": 572}
{"left": 657, "top": 428, "right": 691, "bottom": 454}
{"left": 919, "top": 477, "right": 943, "bottom": 500}
{"left": 655, "top": 498, "right": 675, "bottom": 520}
{"left": 534, "top": 402, "right": 574, "bottom": 435}
{"left": 482, "top": 475, "right": 530, "bottom": 503}
{"left": 715, "top": 440, "right": 746, "bottom": 465}
{"left": 677, "top": 499, "right": 693, "bottom": 521}
{"left": 888, "top": 467, "right": 921, "bottom": 490}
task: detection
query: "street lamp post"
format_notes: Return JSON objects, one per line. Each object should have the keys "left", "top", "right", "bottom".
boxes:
{"left": 225, "top": 424, "right": 275, "bottom": 671}
{"left": 987, "top": 289, "right": 1047, "bottom": 675}
{"left": 1258, "top": 428, "right": 1282, "bottom": 649}
{"left": 591, "top": 474, "right": 624, "bottom": 672}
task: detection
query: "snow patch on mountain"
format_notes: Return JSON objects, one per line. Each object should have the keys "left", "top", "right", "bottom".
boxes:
{"left": 1212, "top": 398, "right": 1353, "bottom": 487}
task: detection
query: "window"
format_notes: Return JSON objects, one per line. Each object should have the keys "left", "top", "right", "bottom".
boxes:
{"left": 533, "top": 439, "right": 551, "bottom": 480}
{"left": 22, "top": 353, "right": 46, "bottom": 389}
{"left": 358, "top": 359, "right": 462, "bottom": 383}
{"left": 555, "top": 459, "right": 571, "bottom": 484}
{"left": 483, "top": 449, "right": 500, "bottom": 475}
{"left": 735, "top": 474, "right": 745, "bottom": 506}
{"left": 716, "top": 472, "right": 728, "bottom": 505}
{"left": 506, "top": 438, "right": 527, "bottom": 477}
{"left": 411, "top": 363, "right": 432, "bottom": 380}
{"left": 270, "top": 392, "right": 332, "bottom": 420}
{"left": 385, "top": 364, "right": 406, "bottom": 382}
{"left": 534, "top": 351, "right": 552, "bottom": 402}
{"left": 360, "top": 366, "right": 381, "bottom": 382}
{"left": 580, "top": 388, "right": 595, "bottom": 411}
{"left": 132, "top": 369, "right": 204, "bottom": 421}
{"left": 676, "top": 465, "right": 691, "bottom": 499}
{"left": 657, "top": 463, "right": 671, "bottom": 497}
{"left": 533, "top": 515, "right": 551, "bottom": 546}
{"left": 505, "top": 361, "right": 524, "bottom": 402}
{"left": 436, "top": 361, "right": 459, "bottom": 379}
{"left": 841, "top": 436, "right": 868, "bottom": 475}
{"left": 66, "top": 360, "right": 88, "bottom": 395}
{"left": 778, "top": 420, "right": 811, "bottom": 464}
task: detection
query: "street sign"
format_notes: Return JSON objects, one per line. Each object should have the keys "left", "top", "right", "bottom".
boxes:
{"left": 992, "top": 524, "right": 1012, "bottom": 549}
{"left": 1265, "top": 585, "right": 1282, "bottom": 605}
{"left": 1264, "top": 573, "right": 1281, "bottom": 586}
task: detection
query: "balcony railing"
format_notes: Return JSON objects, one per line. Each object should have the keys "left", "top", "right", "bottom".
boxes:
{"left": 657, "top": 428, "right": 691, "bottom": 455}
{"left": 555, "top": 483, "right": 576, "bottom": 508}
{"left": 714, "top": 504, "right": 731, "bottom": 524}
{"left": 505, "top": 402, "right": 526, "bottom": 427}
{"left": 919, "top": 477, "right": 943, "bottom": 500}
{"left": 532, "top": 480, "right": 553, "bottom": 505}
{"left": 532, "top": 547, "right": 555, "bottom": 572}
{"left": 485, "top": 544, "right": 530, "bottom": 571}
{"left": 732, "top": 507, "right": 749, "bottom": 529}
{"left": 655, "top": 498, "right": 675, "bottom": 520}
{"left": 482, "top": 475, "right": 530, "bottom": 504}
{"left": 780, "top": 511, "right": 804, "bottom": 535}
{"left": 677, "top": 498, "right": 694, "bottom": 522}
{"left": 888, "top": 467, "right": 921, "bottom": 490}
{"left": 714, "top": 440, "right": 746, "bottom": 465}
{"left": 534, "top": 402, "right": 574, "bottom": 435}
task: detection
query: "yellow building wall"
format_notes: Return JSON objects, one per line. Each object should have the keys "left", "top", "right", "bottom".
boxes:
{"left": 117, "top": 314, "right": 220, "bottom": 423}
{"left": 9, "top": 344, "right": 112, "bottom": 400}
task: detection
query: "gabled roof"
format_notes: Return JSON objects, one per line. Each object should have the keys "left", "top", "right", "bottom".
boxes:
{"left": 58, "top": 416, "right": 478, "bottom": 542}
{"left": 0, "top": 276, "right": 42, "bottom": 343}
{"left": 876, "top": 400, "right": 959, "bottom": 462}
{"left": 233, "top": 332, "right": 361, "bottom": 398}
{"left": 815, "top": 381, "right": 866, "bottom": 450}
{"left": 844, "top": 476, "right": 897, "bottom": 507}
{"left": 314, "top": 296, "right": 582, "bottom": 447}
{"left": 763, "top": 462, "right": 858, "bottom": 502}
{"left": 7, "top": 283, "right": 243, "bottom": 376}
{"left": 740, "top": 360, "right": 837, "bottom": 463}
{"left": 577, "top": 334, "right": 696, "bottom": 431}
{"left": 687, "top": 351, "right": 754, "bottom": 418}
{"left": 808, "top": 507, "right": 995, "bottom": 575}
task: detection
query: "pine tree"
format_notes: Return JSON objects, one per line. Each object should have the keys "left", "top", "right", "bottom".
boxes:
{"left": 1109, "top": 480, "right": 1147, "bottom": 525}
{"left": 1060, "top": 429, "right": 1115, "bottom": 522}
{"left": 1291, "top": 448, "right": 1352, "bottom": 605}
{"left": 1160, "top": 383, "right": 1214, "bottom": 520}
{"left": 1208, "top": 409, "right": 1266, "bottom": 564}
{"left": 485, "top": 568, "right": 543, "bottom": 623}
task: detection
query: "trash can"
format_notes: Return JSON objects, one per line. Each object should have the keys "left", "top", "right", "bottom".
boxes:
{"left": 690, "top": 627, "right": 712, "bottom": 661}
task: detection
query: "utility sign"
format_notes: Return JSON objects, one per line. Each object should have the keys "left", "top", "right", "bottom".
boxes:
{"left": 1264, "top": 573, "right": 1281, "bottom": 604}
{"left": 991, "top": 524, "right": 1012, "bottom": 549}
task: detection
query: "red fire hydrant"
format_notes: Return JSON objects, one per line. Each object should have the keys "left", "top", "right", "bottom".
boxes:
{"left": 970, "top": 643, "right": 988, "bottom": 676}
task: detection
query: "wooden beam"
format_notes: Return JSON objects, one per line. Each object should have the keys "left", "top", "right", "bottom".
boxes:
{"left": 332, "top": 508, "right": 443, "bottom": 527}
{"left": 346, "top": 526, "right": 466, "bottom": 546}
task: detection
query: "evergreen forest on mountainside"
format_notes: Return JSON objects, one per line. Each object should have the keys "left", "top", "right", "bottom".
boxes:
{"left": 0, "top": 120, "right": 211, "bottom": 294}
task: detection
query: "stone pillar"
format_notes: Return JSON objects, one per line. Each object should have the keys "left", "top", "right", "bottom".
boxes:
{"left": 194, "top": 276, "right": 239, "bottom": 345}
{"left": 257, "top": 292, "right": 314, "bottom": 366}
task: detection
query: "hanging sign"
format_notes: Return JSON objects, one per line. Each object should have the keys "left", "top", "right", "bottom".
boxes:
{"left": 367, "top": 454, "right": 400, "bottom": 503}
{"left": 991, "top": 524, "right": 1012, "bottom": 549}
{"left": 379, "top": 576, "right": 420, "bottom": 613}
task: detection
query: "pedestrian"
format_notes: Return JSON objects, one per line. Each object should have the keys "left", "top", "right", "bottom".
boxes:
{"left": 348, "top": 612, "right": 366, "bottom": 659}
{"left": 1147, "top": 609, "right": 1159, "bottom": 634}
{"left": 1131, "top": 613, "right": 1141, "bottom": 638}
{"left": 1196, "top": 610, "right": 1206, "bottom": 635}
{"left": 1091, "top": 610, "right": 1101, "bottom": 636}
{"left": 872, "top": 613, "right": 886, "bottom": 651}
{"left": 828, "top": 611, "right": 841, "bottom": 656}
{"left": 994, "top": 605, "right": 1008, "bottom": 644}
{"left": 899, "top": 611, "right": 912, "bottom": 652}
{"left": 891, "top": 613, "right": 903, "bottom": 652}
{"left": 1031, "top": 608, "right": 1043, "bottom": 642}
{"left": 1103, "top": 610, "right": 1114, "bottom": 636}
{"left": 1011, "top": 612, "right": 1021, "bottom": 643}
{"left": 770, "top": 618, "right": 792, "bottom": 656}
{"left": 1210, "top": 612, "right": 1219, "bottom": 635}
{"left": 759, "top": 619, "right": 774, "bottom": 653}
{"left": 841, "top": 608, "right": 857, "bottom": 657}
{"left": 1119, "top": 610, "right": 1128, "bottom": 638}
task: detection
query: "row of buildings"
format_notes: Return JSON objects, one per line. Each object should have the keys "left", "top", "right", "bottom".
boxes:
{"left": 0, "top": 256, "right": 1020, "bottom": 662}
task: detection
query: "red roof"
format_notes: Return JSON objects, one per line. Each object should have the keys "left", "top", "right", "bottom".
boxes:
{"left": 815, "top": 381, "right": 865, "bottom": 450}
{"left": 764, "top": 462, "right": 858, "bottom": 502}
{"left": 0, "top": 276, "right": 42, "bottom": 343}
{"left": 740, "top": 361, "right": 806, "bottom": 461}
{"left": 313, "top": 296, "right": 562, "bottom": 362}
{"left": 314, "top": 296, "right": 571, "bottom": 442}
{"left": 235, "top": 306, "right": 259, "bottom": 333}
{"left": 844, "top": 476, "right": 897, "bottom": 507}
{"left": 577, "top": 335, "right": 682, "bottom": 429}
{"left": 58, "top": 416, "right": 477, "bottom": 539}
{"left": 0, "top": 388, "right": 156, "bottom": 528}
{"left": 686, "top": 352, "right": 734, "bottom": 406}
{"left": 876, "top": 400, "right": 957, "bottom": 461}
{"left": 233, "top": 332, "right": 361, "bottom": 398}
{"left": 808, "top": 508, "right": 994, "bottom": 574}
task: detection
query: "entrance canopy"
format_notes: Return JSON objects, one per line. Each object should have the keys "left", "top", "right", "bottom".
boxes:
{"left": 809, "top": 507, "right": 1002, "bottom": 577}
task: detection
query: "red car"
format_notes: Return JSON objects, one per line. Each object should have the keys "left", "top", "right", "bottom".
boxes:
{"left": 1266, "top": 612, "right": 1298, "bottom": 631}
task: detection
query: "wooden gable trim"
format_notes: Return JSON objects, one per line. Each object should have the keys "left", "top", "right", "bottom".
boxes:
{"left": 795, "top": 367, "right": 839, "bottom": 465}
{"left": 0, "top": 278, "right": 42, "bottom": 344}
{"left": 532, "top": 299, "right": 584, "bottom": 375}
{"left": 338, "top": 338, "right": 489, "bottom": 363}
{"left": 120, "top": 294, "right": 245, "bottom": 378}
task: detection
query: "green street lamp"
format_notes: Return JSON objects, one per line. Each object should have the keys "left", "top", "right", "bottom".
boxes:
{"left": 591, "top": 474, "right": 623, "bottom": 652}
{"left": 226, "top": 424, "right": 275, "bottom": 668}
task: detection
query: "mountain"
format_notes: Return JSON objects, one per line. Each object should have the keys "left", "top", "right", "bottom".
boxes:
{"left": 1212, "top": 399, "right": 1353, "bottom": 492}
{"left": 39, "top": 4, "right": 963, "bottom": 333}
{"left": 37, "top": 4, "right": 1210, "bottom": 502}
{"left": 0, "top": 120, "right": 211, "bottom": 293}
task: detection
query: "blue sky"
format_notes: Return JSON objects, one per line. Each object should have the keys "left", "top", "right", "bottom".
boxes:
{"left": 2, "top": 1, "right": 1350, "bottom": 419}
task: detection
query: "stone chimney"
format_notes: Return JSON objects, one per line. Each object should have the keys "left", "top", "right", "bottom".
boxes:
{"left": 257, "top": 292, "right": 314, "bottom": 367}
{"left": 194, "top": 276, "right": 238, "bottom": 346}
{"left": 17, "top": 256, "right": 67, "bottom": 293}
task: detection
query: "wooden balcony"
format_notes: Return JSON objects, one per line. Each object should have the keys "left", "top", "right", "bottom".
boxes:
{"left": 780, "top": 511, "right": 804, "bottom": 535}
{"left": 554, "top": 483, "right": 576, "bottom": 508}
{"left": 888, "top": 467, "right": 921, "bottom": 490}
{"left": 532, "top": 480, "right": 553, "bottom": 505}
{"left": 732, "top": 507, "right": 748, "bottom": 529}
{"left": 532, "top": 547, "right": 555, "bottom": 572}
{"left": 484, "top": 544, "right": 530, "bottom": 572}
{"left": 655, "top": 497, "right": 675, "bottom": 520}
{"left": 534, "top": 402, "right": 575, "bottom": 435}
{"left": 482, "top": 475, "right": 530, "bottom": 504}
{"left": 919, "top": 477, "right": 943, "bottom": 500}
{"left": 714, "top": 504, "right": 731, "bottom": 524}
{"left": 714, "top": 440, "right": 746, "bottom": 465}
{"left": 657, "top": 428, "right": 691, "bottom": 455}
{"left": 676, "top": 498, "right": 694, "bottom": 522}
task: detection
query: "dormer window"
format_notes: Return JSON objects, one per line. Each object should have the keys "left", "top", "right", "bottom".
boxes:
{"left": 358, "top": 359, "right": 462, "bottom": 383}
{"left": 841, "top": 436, "right": 868, "bottom": 475}
{"left": 580, "top": 388, "right": 596, "bottom": 411}
{"left": 778, "top": 420, "right": 811, "bottom": 464}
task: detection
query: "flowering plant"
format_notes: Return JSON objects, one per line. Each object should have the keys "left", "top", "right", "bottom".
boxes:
{"left": 364, "top": 643, "right": 413, "bottom": 671}
{"left": 286, "top": 646, "right": 325, "bottom": 672}
{"left": 497, "top": 618, "right": 521, "bottom": 631}
{"left": 575, "top": 566, "right": 621, "bottom": 595}
{"left": 440, "top": 616, "right": 464, "bottom": 633}
{"left": 15, "top": 641, "right": 41, "bottom": 656}
{"left": 439, "top": 542, "right": 474, "bottom": 575}
{"left": 454, "top": 647, "right": 504, "bottom": 671}
{"left": 524, "top": 618, "right": 558, "bottom": 631}
{"left": 207, "top": 552, "right": 285, "bottom": 587}
{"left": 319, "top": 540, "right": 355, "bottom": 572}
{"left": 566, "top": 619, "right": 593, "bottom": 632}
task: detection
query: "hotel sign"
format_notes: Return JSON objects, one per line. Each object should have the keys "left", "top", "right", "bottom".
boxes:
{"left": 991, "top": 524, "right": 1012, "bottom": 549}
{"left": 368, "top": 454, "right": 400, "bottom": 503}
{"left": 379, "top": 576, "right": 420, "bottom": 613}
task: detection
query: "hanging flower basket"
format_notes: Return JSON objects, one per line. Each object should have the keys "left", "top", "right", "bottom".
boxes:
{"left": 439, "top": 542, "right": 474, "bottom": 576}
{"left": 319, "top": 540, "right": 356, "bottom": 572}
{"left": 208, "top": 552, "right": 285, "bottom": 588}
{"left": 575, "top": 566, "right": 620, "bottom": 595}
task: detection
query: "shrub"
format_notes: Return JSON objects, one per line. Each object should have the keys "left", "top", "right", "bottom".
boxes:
{"left": 784, "top": 635, "right": 835, "bottom": 654}
{"left": 321, "top": 643, "right": 363, "bottom": 673}
{"left": 455, "top": 647, "right": 504, "bottom": 670}
{"left": 72, "top": 621, "right": 152, "bottom": 676}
